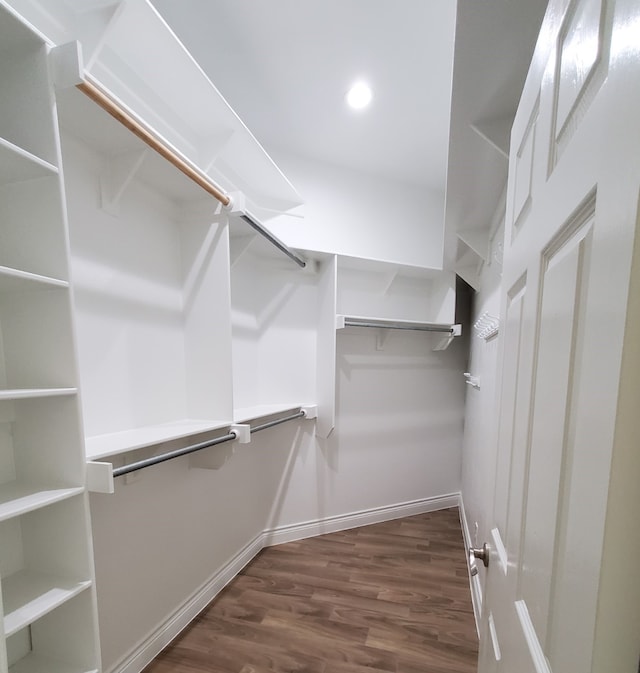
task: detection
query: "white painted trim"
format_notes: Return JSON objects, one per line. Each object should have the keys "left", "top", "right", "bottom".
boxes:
{"left": 458, "top": 493, "right": 482, "bottom": 636}
{"left": 111, "top": 533, "right": 264, "bottom": 673}
{"left": 263, "top": 493, "right": 460, "bottom": 547}
{"left": 515, "top": 599, "right": 552, "bottom": 673}
{"left": 488, "top": 611, "right": 502, "bottom": 661}
{"left": 108, "top": 493, "right": 461, "bottom": 673}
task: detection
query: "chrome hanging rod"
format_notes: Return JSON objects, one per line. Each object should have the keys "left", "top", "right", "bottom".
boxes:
{"left": 344, "top": 318, "right": 454, "bottom": 334}
{"left": 250, "top": 410, "right": 306, "bottom": 434}
{"left": 112, "top": 431, "right": 237, "bottom": 478}
{"left": 239, "top": 212, "right": 306, "bottom": 268}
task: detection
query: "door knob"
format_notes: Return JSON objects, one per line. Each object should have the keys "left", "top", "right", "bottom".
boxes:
{"left": 469, "top": 543, "right": 489, "bottom": 568}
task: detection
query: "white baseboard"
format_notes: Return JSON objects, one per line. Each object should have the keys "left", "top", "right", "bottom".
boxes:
{"left": 109, "top": 492, "right": 461, "bottom": 673}
{"left": 112, "top": 533, "right": 264, "bottom": 673}
{"left": 262, "top": 493, "right": 460, "bottom": 547}
{"left": 458, "top": 493, "right": 482, "bottom": 636}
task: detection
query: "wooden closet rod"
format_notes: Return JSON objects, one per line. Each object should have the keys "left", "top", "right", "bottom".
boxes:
{"left": 77, "top": 80, "right": 231, "bottom": 207}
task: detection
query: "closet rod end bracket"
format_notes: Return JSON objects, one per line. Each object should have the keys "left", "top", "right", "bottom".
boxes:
{"left": 223, "top": 191, "right": 246, "bottom": 216}
{"left": 230, "top": 423, "right": 251, "bottom": 443}
{"left": 301, "top": 405, "right": 318, "bottom": 420}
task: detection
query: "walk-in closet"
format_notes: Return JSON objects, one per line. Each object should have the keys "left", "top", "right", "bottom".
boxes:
{"left": 1, "top": 0, "right": 639, "bottom": 672}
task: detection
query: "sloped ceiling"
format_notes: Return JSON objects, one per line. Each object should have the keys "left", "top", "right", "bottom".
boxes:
{"left": 151, "top": 0, "right": 457, "bottom": 192}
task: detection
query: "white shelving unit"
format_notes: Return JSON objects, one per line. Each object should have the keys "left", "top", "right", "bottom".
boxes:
{"left": 0, "top": 3, "right": 100, "bottom": 670}
{"left": 59, "top": 106, "right": 235, "bottom": 462}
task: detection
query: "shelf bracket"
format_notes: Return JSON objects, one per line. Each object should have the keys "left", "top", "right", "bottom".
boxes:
{"left": 432, "top": 324, "right": 462, "bottom": 351}
{"left": 376, "top": 330, "right": 391, "bottom": 351}
{"left": 380, "top": 270, "right": 397, "bottom": 295}
{"left": 100, "top": 148, "right": 148, "bottom": 216}
{"left": 201, "top": 129, "right": 236, "bottom": 171}
{"left": 230, "top": 233, "right": 258, "bottom": 268}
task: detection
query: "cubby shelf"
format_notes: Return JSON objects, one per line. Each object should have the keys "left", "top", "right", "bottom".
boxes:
{"left": 85, "top": 419, "right": 233, "bottom": 460}
{"left": 0, "top": 267, "right": 69, "bottom": 292}
{"left": 2, "top": 571, "right": 91, "bottom": 637}
{"left": 0, "top": 484, "right": 84, "bottom": 523}
{"left": 0, "top": 138, "right": 57, "bottom": 185}
{"left": 0, "top": 389, "right": 77, "bottom": 401}
{"left": 10, "top": 653, "right": 98, "bottom": 673}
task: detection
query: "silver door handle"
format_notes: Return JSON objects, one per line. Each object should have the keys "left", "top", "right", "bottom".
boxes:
{"left": 470, "top": 543, "right": 489, "bottom": 568}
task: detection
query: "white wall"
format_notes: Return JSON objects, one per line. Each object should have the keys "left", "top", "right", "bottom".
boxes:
{"left": 459, "top": 205, "right": 505, "bottom": 613}
{"left": 267, "top": 151, "right": 446, "bottom": 268}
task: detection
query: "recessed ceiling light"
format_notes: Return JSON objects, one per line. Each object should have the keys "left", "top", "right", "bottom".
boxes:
{"left": 346, "top": 81, "right": 372, "bottom": 110}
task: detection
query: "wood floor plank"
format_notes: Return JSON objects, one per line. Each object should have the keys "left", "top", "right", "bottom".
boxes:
{"left": 143, "top": 508, "right": 478, "bottom": 673}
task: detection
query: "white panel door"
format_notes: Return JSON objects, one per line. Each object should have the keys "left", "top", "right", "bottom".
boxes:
{"left": 478, "top": 0, "right": 640, "bottom": 671}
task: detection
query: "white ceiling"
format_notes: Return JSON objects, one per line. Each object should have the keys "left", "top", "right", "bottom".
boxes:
{"left": 151, "top": 0, "right": 457, "bottom": 193}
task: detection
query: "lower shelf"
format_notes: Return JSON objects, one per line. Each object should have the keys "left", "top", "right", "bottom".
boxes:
{"left": 85, "top": 418, "right": 232, "bottom": 460}
{"left": 10, "top": 653, "right": 98, "bottom": 673}
{"left": 2, "top": 570, "right": 92, "bottom": 637}
{"left": 0, "top": 484, "right": 84, "bottom": 523}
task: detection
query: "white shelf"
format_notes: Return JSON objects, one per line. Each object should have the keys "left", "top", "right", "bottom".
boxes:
{"left": 337, "top": 314, "right": 456, "bottom": 332}
{"left": 336, "top": 253, "right": 443, "bottom": 279}
{"left": 50, "top": 0, "right": 302, "bottom": 214}
{"left": 0, "top": 137, "right": 57, "bottom": 185}
{"left": 0, "top": 484, "right": 84, "bottom": 523}
{"left": 2, "top": 570, "right": 92, "bottom": 637}
{"left": 0, "top": 266, "right": 69, "bottom": 292}
{"left": 85, "top": 418, "right": 233, "bottom": 460}
{"left": 233, "top": 404, "right": 304, "bottom": 424}
{"left": 0, "top": 389, "right": 77, "bottom": 401}
{"left": 10, "top": 653, "right": 98, "bottom": 673}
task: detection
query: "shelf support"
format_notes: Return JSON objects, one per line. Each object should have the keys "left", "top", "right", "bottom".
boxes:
{"left": 100, "top": 148, "right": 148, "bottom": 216}
{"left": 201, "top": 129, "right": 236, "bottom": 171}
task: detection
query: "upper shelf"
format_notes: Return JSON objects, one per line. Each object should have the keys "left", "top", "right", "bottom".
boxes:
{"left": 17, "top": 0, "right": 302, "bottom": 216}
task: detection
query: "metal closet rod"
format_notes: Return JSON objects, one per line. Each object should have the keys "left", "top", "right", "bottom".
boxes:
{"left": 77, "top": 80, "right": 306, "bottom": 270}
{"left": 112, "top": 431, "right": 237, "bottom": 478}
{"left": 240, "top": 213, "right": 306, "bottom": 268}
{"left": 112, "top": 410, "right": 307, "bottom": 478}
{"left": 344, "top": 319, "right": 454, "bottom": 334}
{"left": 250, "top": 410, "right": 306, "bottom": 434}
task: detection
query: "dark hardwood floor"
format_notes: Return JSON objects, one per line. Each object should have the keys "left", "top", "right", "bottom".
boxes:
{"left": 143, "top": 508, "right": 478, "bottom": 673}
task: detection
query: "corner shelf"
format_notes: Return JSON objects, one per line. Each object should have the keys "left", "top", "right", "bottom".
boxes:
{"left": 2, "top": 571, "right": 91, "bottom": 637}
